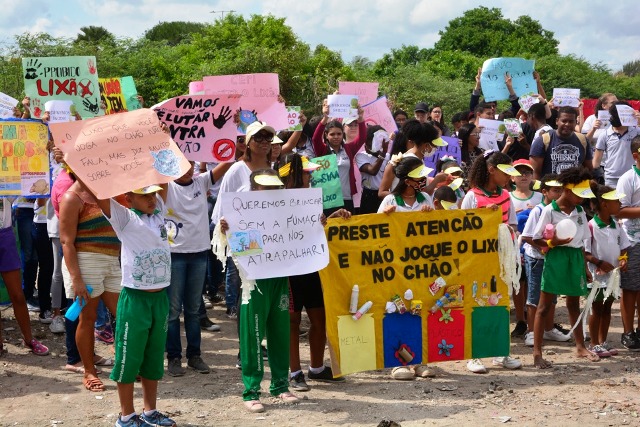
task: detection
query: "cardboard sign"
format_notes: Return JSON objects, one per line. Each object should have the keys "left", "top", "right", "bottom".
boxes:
{"left": 518, "top": 93, "right": 539, "bottom": 113}
{"left": 99, "top": 77, "right": 127, "bottom": 114}
{"left": 153, "top": 95, "right": 240, "bottom": 162}
{"left": 478, "top": 118, "right": 504, "bottom": 151}
{"left": 552, "top": 88, "right": 580, "bottom": 108}
{"left": 49, "top": 109, "right": 191, "bottom": 199}
{"left": 287, "top": 106, "right": 302, "bottom": 131}
{"left": 0, "top": 93, "right": 19, "bottom": 119}
{"left": 0, "top": 119, "right": 50, "bottom": 197}
{"left": 121, "top": 76, "right": 141, "bottom": 111}
{"left": 424, "top": 136, "right": 461, "bottom": 173}
{"left": 220, "top": 188, "right": 329, "bottom": 279}
{"left": 310, "top": 154, "right": 344, "bottom": 209}
{"left": 338, "top": 81, "right": 379, "bottom": 106}
{"left": 44, "top": 100, "right": 74, "bottom": 123}
{"left": 362, "top": 96, "right": 398, "bottom": 134}
{"left": 22, "top": 56, "right": 101, "bottom": 119}
{"left": 480, "top": 57, "right": 536, "bottom": 101}
{"left": 203, "top": 73, "right": 288, "bottom": 132}
{"left": 616, "top": 105, "right": 638, "bottom": 127}
{"left": 327, "top": 95, "right": 359, "bottom": 119}
{"left": 320, "top": 209, "right": 508, "bottom": 376}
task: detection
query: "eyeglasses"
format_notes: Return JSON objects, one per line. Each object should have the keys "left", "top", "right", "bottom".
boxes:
{"left": 253, "top": 134, "right": 274, "bottom": 143}
{"left": 471, "top": 132, "right": 481, "bottom": 137}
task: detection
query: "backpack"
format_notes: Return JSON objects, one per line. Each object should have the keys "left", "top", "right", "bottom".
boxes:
{"left": 541, "top": 131, "right": 588, "bottom": 152}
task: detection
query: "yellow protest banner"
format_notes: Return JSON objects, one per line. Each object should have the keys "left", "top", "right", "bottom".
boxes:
{"left": 99, "top": 77, "right": 127, "bottom": 114}
{"left": 0, "top": 119, "right": 50, "bottom": 197}
{"left": 320, "top": 209, "right": 510, "bottom": 376}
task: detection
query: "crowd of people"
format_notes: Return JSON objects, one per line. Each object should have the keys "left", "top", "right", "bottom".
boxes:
{"left": 2, "top": 70, "right": 640, "bottom": 427}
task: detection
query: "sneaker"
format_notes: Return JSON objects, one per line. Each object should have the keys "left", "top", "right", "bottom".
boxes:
{"left": 621, "top": 331, "right": 640, "bottom": 351}
{"left": 235, "top": 355, "right": 242, "bottom": 370}
{"left": 167, "top": 358, "right": 186, "bottom": 377}
{"left": 307, "top": 366, "right": 346, "bottom": 382}
{"left": 289, "top": 371, "right": 310, "bottom": 391}
{"left": 187, "top": 356, "right": 210, "bottom": 374}
{"left": 49, "top": 315, "right": 66, "bottom": 334}
{"left": 510, "top": 320, "right": 527, "bottom": 337}
{"left": 492, "top": 356, "right": 522, "bottom": 369}
{"left": 601, "top": 341, "right": 618, "bottom": 356}
{"left": 524, "top": 331, "right": 534, "bottom": 347}
{"left": 115, "top": 414, "right": 153, "bottom": 427}
{"left": 589, "top": 344, "right": 611, "bottom": 358}
{"left": 210, "top": 294, "right": 224, "bottom": 304}
{"left": 466, "top": 358, "right": 487, "bottom": 374}
{"left": 26, "top": 300, "right": 40, "bottom": 312}
{"left": 39, "top": 310, "right": 53, "bottom": 324}
{"left": 554, "top": 323, "right": 571, "bottom": 336}
{"left": 226, "top": 307, "right": 238, "bottom": 319}
{"left": 543, "top": 327, "right": 571, "bottom": 342}
{"left": 199, "top": 317, "right": 221, "bottom": 332}
{"left": 203, "top": 296, "right": 213, "bottom": 309}
{"left": 24, "top": 338, "right": 49, "bottom": 356}
{"left": 95, "top": 327, "right": 114, "bottom": 344}
{"left": 139, "top": 409, "right": 176, "bottom": 427}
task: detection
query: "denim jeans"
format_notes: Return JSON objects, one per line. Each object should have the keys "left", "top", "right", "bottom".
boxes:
{"left": 95, "top": 300, "right": 109, "bottom": 328}
{"left": 15, "top": 208, "right": 37, "bottom": 299}
{"left": 65, "top": 298, "right": 81, "bottom": 365}
{"left": 166, "top": 251, "right": 208, "bottom": 360}
{"left": 33, "top": 222, "right": 53, "bottom": 313}
{"left": 225, "top": 256, "right": 240, "bottom": 311}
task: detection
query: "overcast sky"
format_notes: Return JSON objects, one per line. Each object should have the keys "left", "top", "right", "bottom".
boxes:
{"left": 2, "top": 0, "right": 639, "bottom": 73}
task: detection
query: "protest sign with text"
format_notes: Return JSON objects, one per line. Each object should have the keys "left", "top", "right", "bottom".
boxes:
{"left": 310, "top": 154, "right": 344, "bottom": 209}
{"left": 552, "top": 88, "right": 580, "bottom": 108}
{"left": 44, "top": 100, "right": 74, "bottom": 123}
{"left": 153, "top": 95, "right": 240, "bottom": 162}
{"left": 203, "top": 73, "right": 288, "bottom": 132}
{"left": 362, "top": 96, "right": 398, "bottom": 134}
{"left": 0, "top": 93, "right": 18, "bottom": 119}
{"left": 220, "top": 188, "right": 329, "bottom": 280}
{"left": 121, "top": 76, "right": 141, "bottom": 111}
{"left": 338, "top": 82, "right": 379, "bottom": 106}
{"left": 328, "top": 95, "right": 359, "bottom": 119}
{"left": 478, "top": 118, "right": 504, "bottom": 151}
{"left": 22, "top": 56, "right": 101, "bottom": 119}
{"left": 616, "top": 105, "right": 638, "bottom": 127}
{"left": 99, "top": 77, "right": 127, "bottom": 114}
{"left": 480, "top": 57, "right": 536, "bottom": 101}
{"left": 597, "top": 110, "right": 611, "bottom": 128}
{"left": 320, "top": 209, "right": 509, "bottom": 376}
{"left": 518, "top": 93, "right": 539, "bottom": 113}
{"left": 0, "top": 119, "right": 50, "bottom": 197}
{"left": 50, "top": 109, "right": 191, "bottom": 199}
{"left": 503, "top": 119, "right": 522, "bottom": 138}
{"left": 287, "top": 106, "right": 302, "bottom": 131}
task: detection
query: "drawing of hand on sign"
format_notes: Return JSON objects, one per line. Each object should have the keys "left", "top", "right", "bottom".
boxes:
{"left": 213, "top": 106, "right": 232, "bottom": 129}
{"left": 24, "top": 59, "right": 42, "bottom": 79}
{"left": 83, "top": 98, "right": 100, "bottom": 115}
{"left": 87, "top": 58, "right": 97, "bottom": 75}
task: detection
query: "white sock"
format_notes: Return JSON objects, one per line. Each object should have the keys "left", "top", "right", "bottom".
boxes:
{"left": 120, "top": 413, "right": 136, "bottom": 422}
{"left": 143, "top": 409, "right": 157, "bottom": 417}
{"left": 309, "top": 365, "right": 325, "bottom": 374}
{"left": 290, "top": 370, "right": 302, "bottom": 379}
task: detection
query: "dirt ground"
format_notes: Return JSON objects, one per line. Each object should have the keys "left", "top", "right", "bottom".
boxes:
{"left": 1, "top": 298, "right": 639, "bottom": 427}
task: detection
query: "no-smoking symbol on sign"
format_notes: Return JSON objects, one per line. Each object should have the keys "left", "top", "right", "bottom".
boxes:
{"left": 212, "top": 138, "right": 235, "bottom": 162}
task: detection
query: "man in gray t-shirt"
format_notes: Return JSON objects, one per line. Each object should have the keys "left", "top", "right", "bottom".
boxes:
{"left": 529, "top": 107, "right": 593, "bottom": 179}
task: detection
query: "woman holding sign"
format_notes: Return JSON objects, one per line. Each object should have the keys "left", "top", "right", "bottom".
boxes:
{"left": 311, "top": 99, "right": 366, "bottom": 213}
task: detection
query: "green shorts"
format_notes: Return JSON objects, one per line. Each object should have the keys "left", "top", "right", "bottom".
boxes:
{"left": 541, "top": 246, "right": 588, "bottom": 297}
{"left": 110, "top": 287, "right": 169, "bottom": 384}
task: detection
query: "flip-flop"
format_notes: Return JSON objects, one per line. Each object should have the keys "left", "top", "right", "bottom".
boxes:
{"left": 578, "top": 351, "right": 600, "bottom": 362}
{"left": 83, "top": 376, "right": 105, "bottom": 392}
{"left": 94, "top": 356, "right": 114, "bottom": 366}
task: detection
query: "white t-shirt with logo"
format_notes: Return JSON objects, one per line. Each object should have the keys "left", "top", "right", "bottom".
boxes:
{"left": 165, "top": 172, "right": 214, "bottom": 253}
{"left": 107, "top": 197, "right": 171, "bottom": 290}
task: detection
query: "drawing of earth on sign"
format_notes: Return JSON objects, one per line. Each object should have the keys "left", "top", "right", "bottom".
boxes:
{"left": 151, "top": 149, "right": 180, "bottom": 176}
{"left": 237, "top": 109, "right": 258, "bottom": 134}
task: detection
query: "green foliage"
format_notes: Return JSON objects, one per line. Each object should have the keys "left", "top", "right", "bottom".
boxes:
{"left": 75, "top": 26, "right": 116, "bottom": 46}
{"left": 433, "top": 7, "right": 558, "bottom": 58}
{"left": 422, "top": 50, "right": 482, "bottom": 81}
{"left": 621, "top": 59, "right": 640, "bottom": 77}
{"left": 144, "top": 21, "right": 206, "bottom": 46}
{"left": 373, "top": 45, "right": 430, "bottom": 77}
{"left": 535, "top": 54, "right": 614, "bottom": 99}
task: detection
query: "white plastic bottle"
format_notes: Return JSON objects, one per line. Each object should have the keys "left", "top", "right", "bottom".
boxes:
{"left": 349, "top": 284, "right": 359, "bottom": 313}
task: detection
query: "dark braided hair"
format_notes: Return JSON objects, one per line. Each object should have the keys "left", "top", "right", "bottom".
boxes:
{"left": 279, "top": 152, "right": 305, "bottom": 189}
{"left": 467, "top": 151, "right": 513, "bottom": 189}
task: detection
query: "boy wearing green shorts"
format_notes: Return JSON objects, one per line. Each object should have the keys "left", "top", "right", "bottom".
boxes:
{"left": 96, "top": 184, "right": 176, "bottom": 427}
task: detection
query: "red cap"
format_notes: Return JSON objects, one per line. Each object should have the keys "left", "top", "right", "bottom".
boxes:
{"left": 512, "top": 159, "right": 534, "bottom": 170}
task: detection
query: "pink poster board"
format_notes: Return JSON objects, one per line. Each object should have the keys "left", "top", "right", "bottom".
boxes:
{"left": 50, "top": 109, "right": 191, "bottom": 199}
{"left": 189, "top": 81, "right": 204, "bottom": 95}
{"left": 362, "top": 96, "right": 398, "bottom": 134}
{"left": 338, "top": 82, "right": 379, "bottom": 106}
{"left": 153, "top": 95, "right": 240, "bottom": 162}
{"left": 203, "top": 73, "right": 288, "bottom": 132}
